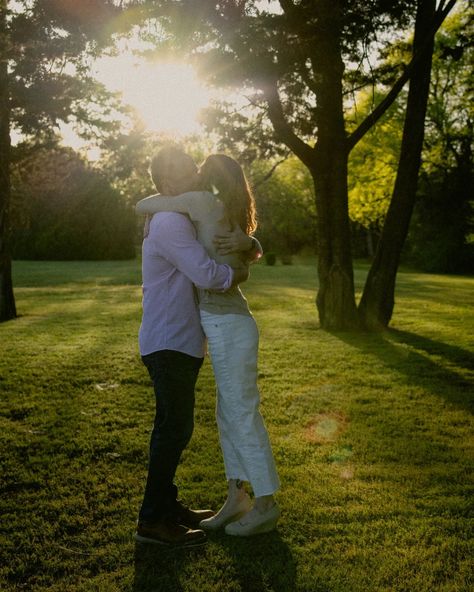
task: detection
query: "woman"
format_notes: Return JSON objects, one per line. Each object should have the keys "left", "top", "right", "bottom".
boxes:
{"left": 136, "top": 154, "right": 280, "bottom": 536}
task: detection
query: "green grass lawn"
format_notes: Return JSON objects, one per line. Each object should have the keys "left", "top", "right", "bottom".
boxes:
{"left": 1, "top": 258, "right": 473, "bottom": 592}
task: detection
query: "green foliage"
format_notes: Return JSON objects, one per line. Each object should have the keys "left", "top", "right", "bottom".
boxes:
{"left": 347, "top": 90, "right": 404, "bottom": 230}
{"left": 11, "top": 144, "right": 136, "bottom": 260}
{"left": 402, "top": 7, "right": 474, "bottom": 273}
{"left": 424, "top": 5, "right": 473, "bottom": 174}
{"left": 405, "top": 166, "right": 474, "bottom": 273}
{"left": 264, "top": 252, "right": 276, "bottom": 266}
{"left": 0, "top": 259, "right": 473, "bottom": 591}
{"left": 251, "top": 157, "right": 316, "bottom": 256}
{"left": 346, "top": 6, "right": 473, "bottom": 270}
{"left": 8, "top": 0, "right": 126, "bottom": 143}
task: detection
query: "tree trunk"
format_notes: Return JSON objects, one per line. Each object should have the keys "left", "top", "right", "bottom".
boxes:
{"left": 0, "top": 0, "right": 16, "bottom": 322}
{"left": 312, "top": 0, "right": 359, "bottom": 330}
{"left": 358, "top": 0, "right": 436, "bottom": 329}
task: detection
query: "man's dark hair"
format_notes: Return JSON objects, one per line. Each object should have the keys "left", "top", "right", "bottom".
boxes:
{"left": 150, "top": 146, "right": 197, "bottom": 192}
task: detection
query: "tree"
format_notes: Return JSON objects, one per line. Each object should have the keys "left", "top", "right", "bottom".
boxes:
{"left": 347, "top": 7, "right": 473, "bottom": 273}
{"left": 0, "top": 0, "right": 15, "bottom": 320}
{"left": 250, "top": 156, "right": 316, "bottom": 257}
{"left": 129, "top": 0, "right": 457, "bottom": 329}
{"left": 358, "top": 0, "right": 445, "bottom": 328}
{"left": 0, "top": 0, "right": 124, "bottom": 322}
{"left": 406, "top": 7, "right": 473, "bottom": 272}
{"left": 11, "top": 143, "right": 136, "bottom": 260}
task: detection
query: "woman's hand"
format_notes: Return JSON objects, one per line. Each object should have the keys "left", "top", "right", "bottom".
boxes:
{"left": 230, "top": 264, "right": 250, "bottom": 287}
{"left": 213, "top": 226, "right": 253, "bottom": 255}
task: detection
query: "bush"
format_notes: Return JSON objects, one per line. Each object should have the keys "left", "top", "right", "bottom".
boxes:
{"left": 265, "top": 252, "right": 277, "bottom": 266}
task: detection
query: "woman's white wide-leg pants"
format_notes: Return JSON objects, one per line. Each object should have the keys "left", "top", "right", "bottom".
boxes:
{"left": 200, "top": 311, "right": 280, "bottom": 497}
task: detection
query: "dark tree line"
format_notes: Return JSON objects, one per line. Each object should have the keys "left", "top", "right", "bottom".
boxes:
{"left": 11, "top": 143, "right": 136, "bottom": 261}
{"left": 0, "top": 0, "right": 128, "bottom": 321}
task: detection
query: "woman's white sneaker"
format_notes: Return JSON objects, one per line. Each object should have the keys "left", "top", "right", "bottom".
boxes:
{"left": 224, "top": 503, "right": 280, "bottom": 536}
{"left": 199, "top": 493, "right": 252, "bottom": 531}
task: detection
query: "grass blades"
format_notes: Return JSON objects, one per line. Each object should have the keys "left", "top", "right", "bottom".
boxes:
{"left": 1, "top": 259, "right": 473, "bottom": 592}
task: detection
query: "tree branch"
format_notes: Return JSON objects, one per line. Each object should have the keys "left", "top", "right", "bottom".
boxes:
{"left": 263, "top": 80, "right": 315, "bottom": 168}
{"left": 251, "top": 151, "right": 291, "bottom": 189}
{"left": 278, "top": 0, "right": 297, "bottom": 13}
{"left": 298, "top": 63, "right": 318, "bottom": 97}
{"left": 346, "top": 0, "right": 458, "bottom": 153}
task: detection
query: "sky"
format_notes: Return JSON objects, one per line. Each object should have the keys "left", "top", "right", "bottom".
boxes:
{"left": 59, "top": 1, "right": 283, "bottom": 152}
{"left": 92, "top": 55, "right": 214, "bottom": 136}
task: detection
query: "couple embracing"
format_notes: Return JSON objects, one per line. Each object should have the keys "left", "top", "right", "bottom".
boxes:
{"left": 135, "top": 146, "right": 280, "bottom": 547}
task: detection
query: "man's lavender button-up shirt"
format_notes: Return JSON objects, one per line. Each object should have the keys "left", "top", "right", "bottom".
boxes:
{"left": 139, "top": 211, "right": 234, "bottom": 358}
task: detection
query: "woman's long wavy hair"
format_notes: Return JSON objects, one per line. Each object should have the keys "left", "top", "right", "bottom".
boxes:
{"left": 199, "top": 154, "right": 257, "bottom": 235}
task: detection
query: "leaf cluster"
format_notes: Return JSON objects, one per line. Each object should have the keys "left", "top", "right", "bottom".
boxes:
{"left": 250, "top": 155, "right": 317, "bottom": 255}
{"left": 7, "top": 1, "right": 128, "bottom": 140}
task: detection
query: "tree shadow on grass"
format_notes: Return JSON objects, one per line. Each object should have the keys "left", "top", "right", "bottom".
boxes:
{"left": 334, "top": 328, "right": 474, "bottom": 413}
{"left": 389, "top": 328, "right": 474, "bottom": 372}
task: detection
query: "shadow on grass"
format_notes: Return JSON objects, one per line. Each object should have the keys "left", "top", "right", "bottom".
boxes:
{"left": 132, "top": 530, "right": 296, "bottom": 592}
{"left": 216, "top": 530, "right": 296, "bottom": 592}
{"left": 133, "top": 543, "right": 190, "bottom": 592}
{"left": 390, "top": 328, "right": 474, "bottom": 369}
{"left": 334, "top": 328, "right": 474, "bottom": 413}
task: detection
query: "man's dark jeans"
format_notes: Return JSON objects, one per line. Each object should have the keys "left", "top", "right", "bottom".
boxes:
{"left": 139, "top": 349, "right": 203, "bottom": 524}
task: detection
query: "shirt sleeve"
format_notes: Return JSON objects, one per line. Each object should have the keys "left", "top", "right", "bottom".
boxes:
{"left": 149, "top": 212, "right": 233, "bottom": 291}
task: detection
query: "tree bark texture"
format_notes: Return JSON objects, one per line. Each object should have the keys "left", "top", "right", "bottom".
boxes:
{"left": 358, "top": 0, "right": 437, "bottom": 329}
{"left": 0, "top": 0, "right": 16, "bottom": 322}
{"left": 311, "top": 0, "right": 359, "bottom": 330}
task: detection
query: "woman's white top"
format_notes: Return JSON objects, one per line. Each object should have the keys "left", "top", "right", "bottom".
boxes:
{"left": 137, "top": 190, "right": 252, "bottom": 316}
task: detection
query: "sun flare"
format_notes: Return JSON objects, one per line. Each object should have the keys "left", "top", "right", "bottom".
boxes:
{"left": 95, "top": 56, "right": 212, "bottom": 136}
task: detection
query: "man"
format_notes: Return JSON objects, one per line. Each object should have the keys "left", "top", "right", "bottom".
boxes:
{"left": 135, "top": 146, "right": 252, "bottom": 547}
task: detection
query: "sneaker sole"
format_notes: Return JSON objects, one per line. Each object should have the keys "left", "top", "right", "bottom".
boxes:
{"left": 199, "top": 507, "right": 252, "bottom": 531}
{"left": 134, "top": 533, "right": 207, "bottom": 548}
{"left": 225, "top": 524, "right": 278, "bottom": 536}
{"left": 199, "top": 497, "right": 253, "bottom": 531}
{"left": 225, "top": 517, "right": 279, "bottom": 537}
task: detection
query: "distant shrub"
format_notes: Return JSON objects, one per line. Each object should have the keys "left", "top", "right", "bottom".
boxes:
{"left": 265, "top": 252, "right": 277, "bottom": 266}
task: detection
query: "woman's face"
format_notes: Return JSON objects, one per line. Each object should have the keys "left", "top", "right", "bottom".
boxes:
{"left": 197, "top": 160, "right": 211, "bottom": 188}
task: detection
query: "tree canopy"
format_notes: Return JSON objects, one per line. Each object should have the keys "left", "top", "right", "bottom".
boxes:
{"left": 8, "top": 0, "right": 126, "bottom": 141}
{"left": 123, "top": 0, "right": 458, "bottom": 330}
{"left": 1, "top": 0, "right": 467, "bottom": 327}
